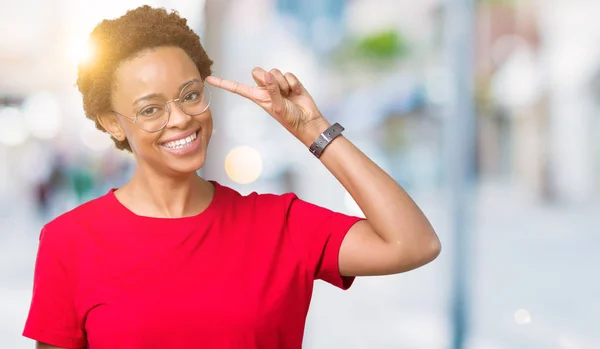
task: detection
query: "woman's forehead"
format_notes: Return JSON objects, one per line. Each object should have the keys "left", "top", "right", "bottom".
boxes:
{"left": 113, "top": 47, "right": 200, "bottom": 99}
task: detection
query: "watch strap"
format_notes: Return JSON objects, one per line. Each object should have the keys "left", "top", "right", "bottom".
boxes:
{"left": 309, "top": 123, "right": 344, "bottom": 158}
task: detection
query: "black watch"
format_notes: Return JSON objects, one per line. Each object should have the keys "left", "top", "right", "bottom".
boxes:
{"left": 308, "top": 123, "right": 344, "bottom": 158}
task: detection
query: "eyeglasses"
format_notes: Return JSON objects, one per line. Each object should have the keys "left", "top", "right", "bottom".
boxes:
{"left": 112, "top": 80, "right": 212, "bottom": 133}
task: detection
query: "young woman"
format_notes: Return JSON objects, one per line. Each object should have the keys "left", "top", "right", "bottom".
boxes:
{"left": 23, "top": 5, "right": 441, "bottom": 349}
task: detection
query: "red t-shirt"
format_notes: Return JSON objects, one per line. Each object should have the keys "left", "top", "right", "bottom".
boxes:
{"left": 23, "top": 181, "right": 363, "bottom": 348}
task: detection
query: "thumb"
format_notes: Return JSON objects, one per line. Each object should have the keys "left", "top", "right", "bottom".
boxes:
{"left": 264, "top": 71, "right": 285, "bottom": 115}
{"left": 252, "top": 67, "right": 267, "bottom": 87}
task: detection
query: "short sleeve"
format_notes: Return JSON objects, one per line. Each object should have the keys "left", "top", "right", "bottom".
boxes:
{"left": 23, "top": 225, "right": 86, "bottom": 348}
{"left": 284, "top": 194, "right": 364, "bottom": 290}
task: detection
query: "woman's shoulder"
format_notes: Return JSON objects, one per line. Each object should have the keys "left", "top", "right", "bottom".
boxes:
{"left": 215, "top": 181, "right": 299, "bottom": 209}
{"left": 43, "top": 191, "right": 113, "bottom": 236}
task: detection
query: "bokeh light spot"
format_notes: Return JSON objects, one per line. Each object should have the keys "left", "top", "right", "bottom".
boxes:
{"left": 225, "top": 146, "right": 263, "bottom": 184}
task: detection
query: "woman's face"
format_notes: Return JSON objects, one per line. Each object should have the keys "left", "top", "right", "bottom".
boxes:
{"left": 109, "top": 46, "right": 213, "bottom": 176}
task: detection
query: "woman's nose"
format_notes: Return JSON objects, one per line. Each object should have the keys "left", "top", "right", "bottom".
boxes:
{"left": 165, "top": 100, "right": 192, "bottom": 128}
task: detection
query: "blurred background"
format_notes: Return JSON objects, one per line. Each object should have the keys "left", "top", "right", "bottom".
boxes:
{"left": 1, "top": 0, "right": 599, "bottom": 348}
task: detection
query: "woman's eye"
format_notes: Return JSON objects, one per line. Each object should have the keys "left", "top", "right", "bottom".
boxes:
{"left": 140, "top": 106, "right": 161, "bottom": 116}
{"left": 183, "top": 92, "right": 200, "bottom": 102}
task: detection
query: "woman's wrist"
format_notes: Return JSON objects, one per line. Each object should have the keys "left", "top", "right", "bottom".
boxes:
{"left": 297, "top": 117, "right": 332, "bottom": 148}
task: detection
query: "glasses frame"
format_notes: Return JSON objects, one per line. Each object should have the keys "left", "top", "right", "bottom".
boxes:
{"left": 112, "top": 81, "right": 212, "bottom": 133}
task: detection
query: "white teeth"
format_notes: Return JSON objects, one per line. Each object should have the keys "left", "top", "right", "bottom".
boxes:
{"left": 163, "top": 132, "right": 197, "bottom": 149}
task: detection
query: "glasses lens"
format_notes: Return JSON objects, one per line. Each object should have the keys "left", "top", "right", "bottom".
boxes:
{"left": 136, "top": 105, "right": 168, "bottom": 133}
{"left": 133, "top": 81, "right": 211, "bottom": 133}
{"left": 180, "top": 82, "right": 211, "bottom": 116}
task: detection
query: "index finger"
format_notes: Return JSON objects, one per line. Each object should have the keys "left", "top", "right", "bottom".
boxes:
{"left": 205, "top": 76, "right": 253, "bottom": 99}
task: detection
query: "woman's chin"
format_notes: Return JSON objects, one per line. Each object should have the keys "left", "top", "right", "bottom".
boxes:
{"left": 165, "top": 152, "right": 206, "bottom": 176}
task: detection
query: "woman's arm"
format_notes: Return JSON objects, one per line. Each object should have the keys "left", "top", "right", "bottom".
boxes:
{"left": 206, "top": 67, "right": 441, "bottom": 277}
{"left": 302, "top": 122, "right": 441, "bottom": 276}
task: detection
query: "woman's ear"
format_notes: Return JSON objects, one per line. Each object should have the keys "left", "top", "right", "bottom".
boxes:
{"left": 98, "top": 112, "right": 126, "bottom": 141}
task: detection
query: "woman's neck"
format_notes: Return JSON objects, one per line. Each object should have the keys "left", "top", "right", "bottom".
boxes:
{"left": 116, "top": 167, "right": 214, "bottom": 218}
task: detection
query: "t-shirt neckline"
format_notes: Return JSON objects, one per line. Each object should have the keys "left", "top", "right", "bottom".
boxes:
{"left": 106, "top": 180, "right": 222, "bottom": 223}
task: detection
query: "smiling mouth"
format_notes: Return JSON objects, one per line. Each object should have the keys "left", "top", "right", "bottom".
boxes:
{"left": 161, "top": 130, "right": 199, "bottom": 150}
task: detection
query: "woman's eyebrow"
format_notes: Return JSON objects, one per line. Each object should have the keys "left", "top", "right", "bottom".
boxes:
{"left": 133, "top": 93, "right": 162, "bottom": 106}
